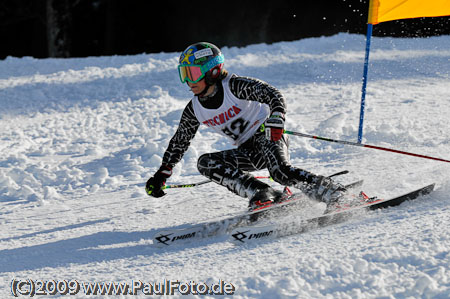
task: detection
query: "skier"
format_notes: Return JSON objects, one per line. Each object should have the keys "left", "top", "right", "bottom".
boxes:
{"left": 145, "top": 42, "right": 347, "bottom": 210}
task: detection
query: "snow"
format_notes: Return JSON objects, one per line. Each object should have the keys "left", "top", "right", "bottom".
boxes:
{"left": 1, "top": 33, "right": 450, "bottom": 298}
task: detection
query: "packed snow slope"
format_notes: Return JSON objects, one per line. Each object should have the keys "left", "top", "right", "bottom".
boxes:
{"left": 1, "top": 33, "right": 449, "bottom": 298}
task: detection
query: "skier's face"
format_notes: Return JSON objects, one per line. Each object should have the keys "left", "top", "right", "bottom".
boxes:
{"left": 187, "top": 79, "right": 208, "bottom": 96}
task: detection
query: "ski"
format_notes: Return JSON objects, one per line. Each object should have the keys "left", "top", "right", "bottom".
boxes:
{"left": 152, "top": 192, "right": 311, "bottom": 247}
{"left": 152, "top": 180, "right": 363, "bottom": 247}
{"left": 153, "top": 181, "right": 430, "bottom": 247}
{"left": 230, "top": 183, "right": 435, "bottom": 244}
{"left": 152, "top": 225, "right": 205, "bottom": 247}
{"left": 345, "top": 179, "right": 364, "bottom": 190}
{"left": 152, "top": 179, "right": 366, "bottom": 247}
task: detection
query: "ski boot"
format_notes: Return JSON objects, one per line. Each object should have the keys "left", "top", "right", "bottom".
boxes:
{"left": 324, "top": 190, "right": 378, "bottom": 213}
{"left": 298, "top": 175, "right": 347, "bottom": 206}
{"left": 248, "top": 187, "right": 291, "bottom": 211}
{"left": 248, "top": 187, "right": 283, "bottom": 211}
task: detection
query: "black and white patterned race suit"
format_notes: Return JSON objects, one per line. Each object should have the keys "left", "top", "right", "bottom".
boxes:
{"left": 197, "top": 130, "right": 318, "bottom": 199}
{"left": 161, "top": 73, "right": 319, "bottom": 199}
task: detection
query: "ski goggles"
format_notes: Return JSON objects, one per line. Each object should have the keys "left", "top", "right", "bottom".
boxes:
{"left": 178, "top": 54, "right": 224, "bottom": 83}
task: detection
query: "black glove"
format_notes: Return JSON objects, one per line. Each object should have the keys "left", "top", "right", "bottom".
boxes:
{"left": 145, "top": 165, "right": 172, "bottom": 198}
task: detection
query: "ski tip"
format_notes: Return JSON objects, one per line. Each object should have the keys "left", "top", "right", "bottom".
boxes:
{"left": 345, "top": 179, "right": 364, "bottom": 190}
{"left": 328, "top": 170, "right": 350, "bottom": 178}
{"left": 423, "top": 183, "right": 435, "bottom": 193}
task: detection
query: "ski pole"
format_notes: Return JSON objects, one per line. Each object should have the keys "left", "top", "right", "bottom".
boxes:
{"left": 284, "top": 130, "right": 450, "bottom": 163}
{"left": 163, "top": 169, "right": 352, "bottom": 190}
{"left": 163, "top": 180, "right": 211, "bottom": 189}
{"left": 164, "top": 176, "right": 272, "bottom": 190}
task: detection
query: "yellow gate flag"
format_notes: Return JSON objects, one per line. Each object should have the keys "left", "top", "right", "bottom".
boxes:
{"left": 368, "top": 0, "right": 450, "bottom": 24}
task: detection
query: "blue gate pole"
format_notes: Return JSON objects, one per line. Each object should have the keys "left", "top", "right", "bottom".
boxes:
{"left": 358, "top": 23, "right": 373, "bottom": 143}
